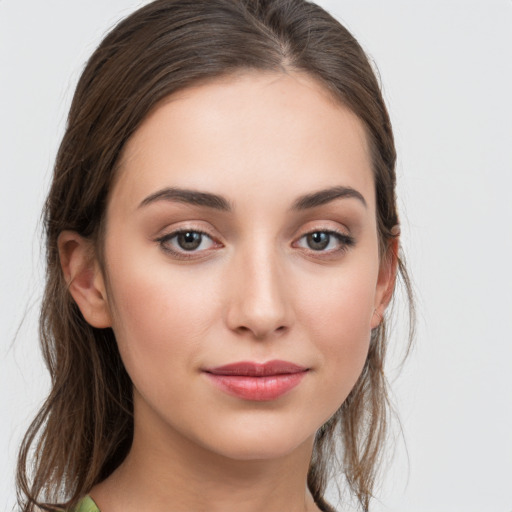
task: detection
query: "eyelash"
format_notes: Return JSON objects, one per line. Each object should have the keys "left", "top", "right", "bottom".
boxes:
{"left": 294, "top": 229, "right": 355, "bottom": 255}
{"left": 155, "top": 228, "right": 355, "bottom": 260}
{"left": 156, "top": 229, "right": 221, "bottom": 260}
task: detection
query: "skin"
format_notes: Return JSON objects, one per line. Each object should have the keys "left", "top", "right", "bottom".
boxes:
{"left": 59, "top": 71, "right": 396, "bottom": 512}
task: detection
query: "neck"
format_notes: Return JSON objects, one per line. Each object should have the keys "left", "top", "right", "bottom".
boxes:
{"left": 90, "top": 400, "right": 321, "bottom": 512}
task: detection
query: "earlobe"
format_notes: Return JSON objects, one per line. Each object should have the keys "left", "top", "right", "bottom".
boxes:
{"left": 371, "top": 235, "right": 399, "bottom": 329}
{"left": 58, "top": 231, "right": 112, "bottom": 328}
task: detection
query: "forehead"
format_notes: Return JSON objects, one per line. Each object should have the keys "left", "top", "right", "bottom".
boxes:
{"left": 111, "top": 71, "right": 375, "bottom": 214}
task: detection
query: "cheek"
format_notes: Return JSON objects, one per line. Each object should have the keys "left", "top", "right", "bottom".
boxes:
{"left": 104, "top": 248, "right": 221, "bottom": 385}
{"left": 296, "top": 263, "right": 377, "bottom": 399}
{"left": 301, "top": 263, "right": 376, "bottom": 336}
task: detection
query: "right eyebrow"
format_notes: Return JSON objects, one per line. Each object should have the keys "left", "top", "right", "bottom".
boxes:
{"left": 138, "top": 187, "right": 232, "bottom": 211}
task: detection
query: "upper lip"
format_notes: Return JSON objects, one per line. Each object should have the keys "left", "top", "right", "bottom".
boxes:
{"left": 204, "top": 360, "right": 308, "bottom": 377}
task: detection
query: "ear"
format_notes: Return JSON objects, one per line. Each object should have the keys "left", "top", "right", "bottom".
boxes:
{"left": 58, "top": 231, "right": 112, "bottom": 328}
{"left": 371, "top": 235, "right": 399, "bottom": 329}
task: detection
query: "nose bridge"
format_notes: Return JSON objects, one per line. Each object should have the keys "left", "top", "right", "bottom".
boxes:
{"left": 226, "top": 234, "right": 292, "bottom": 339}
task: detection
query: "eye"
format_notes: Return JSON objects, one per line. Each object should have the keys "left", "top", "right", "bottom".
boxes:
{"left": 294, "top": 230, "right": 355, "bottom": 253}
{"left": 174, "top": 231, "right": 207, "bottom": 251}
{"left": 156, "top": 229, "right": 219, "bottom": 257}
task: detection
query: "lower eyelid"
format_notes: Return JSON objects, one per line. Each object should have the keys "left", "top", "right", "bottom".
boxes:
{"left": 156, "top": 226, "right": 227, "bottom": 258}
{"left": 162, "top": 230, "right": 214, "bottom": 244}
{"left": 156, "top": 226, "right": 353, "bottom": 256}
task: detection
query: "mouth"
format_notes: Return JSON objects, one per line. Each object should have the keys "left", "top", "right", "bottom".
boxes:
{"left": 202, "top": 360, "right": 309, "bottom": 401}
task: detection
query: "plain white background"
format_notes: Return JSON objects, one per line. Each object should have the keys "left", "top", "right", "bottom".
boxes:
{"left": 1, "top": 1, "right": 511, "bottom": 511}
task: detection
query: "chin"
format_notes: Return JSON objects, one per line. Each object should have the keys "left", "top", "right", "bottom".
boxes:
{"left": 206, "top": 436, "right": 312, "bottom": 462}
{"left": 189, "top": 413, "right": 318, "bottom": 462}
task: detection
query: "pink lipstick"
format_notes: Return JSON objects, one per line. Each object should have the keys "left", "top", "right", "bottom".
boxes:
{"left": 203, "top": 360, "right": 308, "bottom": 401}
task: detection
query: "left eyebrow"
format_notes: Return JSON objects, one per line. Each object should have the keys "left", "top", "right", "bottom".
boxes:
{"left": 291, "top": 186, "right": 367, "bottom": 210}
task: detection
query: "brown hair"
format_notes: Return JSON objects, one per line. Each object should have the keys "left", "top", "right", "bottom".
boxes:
{"left": 16, "top": 1, "right": 414, "bottom": 511}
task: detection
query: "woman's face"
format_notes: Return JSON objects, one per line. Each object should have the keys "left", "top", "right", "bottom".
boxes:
{"left": 101, "top": 72, "right": 392, "bottom": 461}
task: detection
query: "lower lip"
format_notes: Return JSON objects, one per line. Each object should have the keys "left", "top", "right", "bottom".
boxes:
{"left": 205, "top": 372, "right": 307, "bottom": 401}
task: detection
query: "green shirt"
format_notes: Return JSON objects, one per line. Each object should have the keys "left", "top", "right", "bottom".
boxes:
{"left": 70, "top": 496, "right": 100, "bottom": 512}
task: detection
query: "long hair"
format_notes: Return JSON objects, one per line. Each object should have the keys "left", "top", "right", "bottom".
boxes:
{"left": 16, "top": 1, "right": 414, "bottom": 510}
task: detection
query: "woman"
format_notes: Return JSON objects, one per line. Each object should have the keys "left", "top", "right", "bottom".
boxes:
{"left": 16, "top": 1, "right": 413, "bottom": 511}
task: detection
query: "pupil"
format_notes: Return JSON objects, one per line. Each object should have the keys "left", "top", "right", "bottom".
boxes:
{"left": 307, "top": 232, "right": 329, "bottom": 250}
{"left": 178, "top": 232, "right": 202, "bottom": 250}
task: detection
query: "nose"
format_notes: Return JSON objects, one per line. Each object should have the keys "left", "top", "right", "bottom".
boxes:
{"left": 225, "top": 243, "right": 293, "bottom": 340}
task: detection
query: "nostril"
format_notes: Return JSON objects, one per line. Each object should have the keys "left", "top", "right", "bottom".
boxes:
{"left": 225, "top": 280, "right": 292, "bottom": 338}
{"left": 233, "top": 323, "right": 288, "bottom": 339}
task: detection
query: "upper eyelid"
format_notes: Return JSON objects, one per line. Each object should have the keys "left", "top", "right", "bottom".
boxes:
{"left": 300, "top": 227, "right": 346, "bottom": 235}
{"left": 292, "top": 228, "right": 355, "bottom": 251}
{"left": 160, "top": 227, "right": 212, "bottom": 237}
{"left": 293, "top": 226, "right": 351, "bottom": 240}
{"left": 156, "top": 222, "right": 219, "bottom": 239}
{"left": 156, "top": 229, "right": 221, "bottom": 259}
{"left": 154, "top": 223, "right": 353, "bottom": 244}
{"left": 157, "top": 229, "right": 219, "bottom": 246}
{"left": 292, "top": 217, "right": 351, "bottom": 233}
{"left": 295, "top": 230, "right": 353, "bottom": 242}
